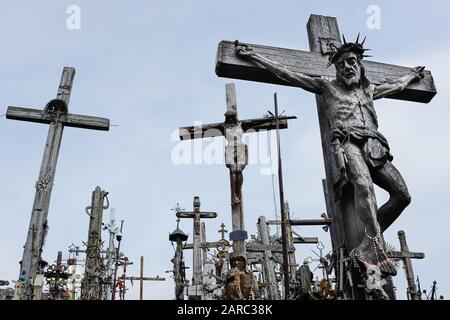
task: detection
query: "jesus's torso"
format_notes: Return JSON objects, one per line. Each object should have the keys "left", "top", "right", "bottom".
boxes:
{"left": 321, "top": 79, "right": 380, "bottom": 141}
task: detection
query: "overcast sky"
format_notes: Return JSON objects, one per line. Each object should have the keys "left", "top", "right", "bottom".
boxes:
{"left": 1, "top": 0, "right": 449, "bottom": 300}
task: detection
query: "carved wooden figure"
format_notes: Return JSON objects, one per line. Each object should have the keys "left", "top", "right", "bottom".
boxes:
{"left": 215, "top": 14, "right": 436, "bottom": 299}
{"left": 179, "top": 84, "right": 295, "bottom": 262}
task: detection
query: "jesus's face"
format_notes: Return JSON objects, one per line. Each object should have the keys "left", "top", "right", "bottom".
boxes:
{"left": 335, "top": 52, "right": 361, "bottom": 88}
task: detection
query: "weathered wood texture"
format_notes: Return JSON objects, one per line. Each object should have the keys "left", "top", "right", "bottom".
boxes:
{"left": 257, "top": 216, "right": 280, "bottom": 300}
{"left": 18, "top": 67, "right": 75, "bottom": 300}
{"left": 306, "top": 15, "right": 346, "bottom": 250}
{"left": 80, "top": 186, "right": 107, "bottom": 300}
{"left": 124, "top": 276, "right": 165, "bottom": 281}
{"left": 176, "top": 197, "right": 217, "bottom": 287}
{"left": 387, "top": 251, "right": 424, "bottom": 260}
{"left": 292, "top": 237, "right": 319, "bottom": 244}
{"left": 216, "top": 41, "right": 436, "bottom": 103}
{"left": 10, "top": 67, "right": 110, "bottom": 300}
{"left": 267, "top": 218, "right": 331, "bottom": 226}
{"left": 179, "top": 116, "right": 294, "bottom": 140}
{"left": 246, "top": 244, "right": 295, "bottom": 253}
{"left": 6, "top": 107, "right": 110, "bottom": 131}
{"left": 182, "top": 242, "right": 219, "bottom": 250}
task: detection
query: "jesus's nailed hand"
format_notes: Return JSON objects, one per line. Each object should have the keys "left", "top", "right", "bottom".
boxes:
{"left": 235, "top": 40, "right": 255, "bottom": 57}
{"left": 412, "top": 66, "right": 425, "bottom": 79}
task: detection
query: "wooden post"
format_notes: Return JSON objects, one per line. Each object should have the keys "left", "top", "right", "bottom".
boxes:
{"left": 140, "top": 256, "right": 144, "bottom": 300}
{"left": 201, "top": 222, "right": 208, "bottom": 263}
{"left": 284, "top": 202, "right": 297, "bottom": 281}
{"left": 80, "top": 186, "right": 109, "bottom": 300}
{"left": 6, "top": 67, "right": 110, "bottom": 299}
{"left": 273, "top": 94, "right": 290, "bottom": 299}
{"left": 257, "top": 216, "right": 280, "bottom": 300}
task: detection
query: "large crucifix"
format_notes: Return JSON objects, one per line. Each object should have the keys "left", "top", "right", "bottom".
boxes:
{"left": 215, "top": 14, "right": 436, "bottom": 298}
{"left": 179, "top": 83, "right": 296, "bottom": 262}
{"left": 6, "top": 67, "right": 110, "bottom": 299}
{"left": 175, "top": 196, "right": 217, "bottom": 290}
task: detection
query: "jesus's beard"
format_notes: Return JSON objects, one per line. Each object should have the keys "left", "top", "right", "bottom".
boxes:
{"left": 338, "top": 74, "right": 361, "bottom": 88}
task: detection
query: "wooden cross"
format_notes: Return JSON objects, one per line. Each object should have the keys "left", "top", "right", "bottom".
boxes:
{"left": 122, "top": 256, "right": 165, "bottom": 300}
{"left": 176, "top": 196, "right": 217, "bottom": 286}
{"left": 6, "top": 67, "right": 109, "bottom": 299}
{"left": 80, "top": 186, "right": 109, "bottom": 300}
{"left": 386, "top": 230, "right": 424, "bottom": 300}
{"left": 215, "top": 14, "right": 436, "bottom": 297}
{"left": 256, "top": 216, "right": 281, "bottom": 300}
{"left": 179, "top": 83, "right": 296, "bottom": 260}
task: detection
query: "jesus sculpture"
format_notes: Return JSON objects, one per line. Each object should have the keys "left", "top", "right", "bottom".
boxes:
{"left": 236, "top": 36, "right": 425, "bottom": 276}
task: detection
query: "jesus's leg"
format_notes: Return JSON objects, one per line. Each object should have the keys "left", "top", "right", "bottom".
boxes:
{"left": 342, "top": 141, "right": 380, "bottom": 237}
{"left": 343, "top": 142, "right": 396, "bottom": 276}
{"left": 371, "top": 161, "right": 411, "bottom": 233}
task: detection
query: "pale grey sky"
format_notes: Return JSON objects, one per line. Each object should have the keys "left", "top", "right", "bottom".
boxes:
{"left": 1, "top": 0, "right": 449, "bottom": 299}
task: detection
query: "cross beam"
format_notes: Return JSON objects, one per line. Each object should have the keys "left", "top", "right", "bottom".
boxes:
{"left": 292, "top": 237, "right": 319, "bottom": 244}
{"left": 6, "top": 107, "right": 109, "bottom": 131}
{"left": 179, "top": 116, "right": 295, "bottom": 140}
{"left": 246, "top": 244, "right": 295, "bottom": 254}
{"left": 7, "top": 67, "right": 110, "bottom": 300}
{"left": 182, "top": 242, "right": 219, "bottom": 250}
{"left": 267, "top": 217, "right": 332, "bottom": 226}
{"left": 216, "top": 41, "right": 436, "bottom": 103}
{"left": 121, "top": 257, "right": 165, "bottom": 300}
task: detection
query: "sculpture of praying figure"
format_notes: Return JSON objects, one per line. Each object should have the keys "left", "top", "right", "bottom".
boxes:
{"left": 236, "top": 36, "right": 425, "bottom": 276}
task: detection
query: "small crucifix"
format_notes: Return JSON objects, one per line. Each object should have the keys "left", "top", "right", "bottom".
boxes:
{"left": 176, "top": 196, "right": 217, "bottom": 287}
{"left": 179, "top": 83, "right": 296, "bottom": 261}
{"left": 6, "top": 67, "right": 110, "bottom": 299}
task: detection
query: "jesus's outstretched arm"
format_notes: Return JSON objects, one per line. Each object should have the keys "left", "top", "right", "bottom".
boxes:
{"left": 236, "top": 42, "right": 325, "bottom": 95}
{"left": 373, "top": 66, "right": 425, "bottom": 100}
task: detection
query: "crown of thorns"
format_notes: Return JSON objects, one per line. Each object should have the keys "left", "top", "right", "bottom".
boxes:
{"left": 327, "top": 33, "right": 371, "bottom": 68}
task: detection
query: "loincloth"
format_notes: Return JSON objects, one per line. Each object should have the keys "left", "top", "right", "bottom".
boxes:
{"left": 330, "top": 126, "right": 393, "bottom": 200}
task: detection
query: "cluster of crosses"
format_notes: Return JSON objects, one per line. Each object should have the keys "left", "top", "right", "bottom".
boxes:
{"left": 3, "top": 69, "right": 165, "bottom": 300}
{"left": 167, "top": 14, "right": 437, "bottom": 300}
{"left": 1, "top": 13, "right": 439, "bottom": 300}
